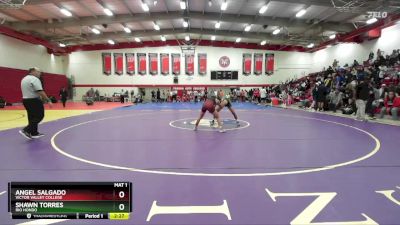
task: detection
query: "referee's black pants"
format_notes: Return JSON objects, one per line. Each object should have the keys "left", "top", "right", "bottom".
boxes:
{"left": 23, "top": 98, "right": 44, "bottom": 135}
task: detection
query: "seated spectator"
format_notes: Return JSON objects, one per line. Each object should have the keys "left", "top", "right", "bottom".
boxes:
{"left": 327, "top": 88, "right": 343, "bottom": 112}
{"left": 378, "top": 91, "right": 400, "bottom": 120}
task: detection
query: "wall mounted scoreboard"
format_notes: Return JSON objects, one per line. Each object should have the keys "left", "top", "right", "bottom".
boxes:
{"left": 211, "top": 71, "right": 238, "bottom": 80}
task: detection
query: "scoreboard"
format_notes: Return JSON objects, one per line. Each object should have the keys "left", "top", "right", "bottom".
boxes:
{"left": 8, "top": 182, "right": 132, "bottom": 220}
{"left": 211, "top": 71, "right": 238, "bottom": 80}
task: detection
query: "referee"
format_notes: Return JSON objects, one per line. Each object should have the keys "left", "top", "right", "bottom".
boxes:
{"left": 19, "top": 67, "right": 52, "bottom": 139}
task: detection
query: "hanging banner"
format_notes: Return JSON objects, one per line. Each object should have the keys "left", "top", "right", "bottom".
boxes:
{"left": 125, "top": 53, "right": 135, "bottom": 75}
{"left": 160, "top": 53, "right": 169, "bottom": 75}
{"left": 185, "top": 54, "right": 194, "bottom": 75}
{"left": 254, "top": 53, "right": 263, "bottom": 75}
{"left": 137, "top": 53, "right": 146, "bottom": 75}
{"left": 172, "top": 53, "right": 181, "bottom": 75}
{"left": 265, "top": 53, "right": 275, "bottom": 75}
{"left": 102, "top": 53, "right": 112, "bottom": 75}
{"left": 149, "top": 53, "right": 158, "bottom": 75}
{"left": 198, "top": 53, "right": 207, "bottom": 75}
{"left": 114, "top": 53, "right": 123, "bottom": 75}
{"left": 243, "top": 53, "right": 252, "bottom": 76}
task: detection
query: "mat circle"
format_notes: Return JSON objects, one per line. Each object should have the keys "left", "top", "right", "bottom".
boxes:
{"left": 51, "top": 111, "right": 381, "bottom": 177}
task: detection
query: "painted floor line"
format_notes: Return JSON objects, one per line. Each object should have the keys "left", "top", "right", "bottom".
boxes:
{"left": 16, "top": 219, "right": 69, "bottom": 225}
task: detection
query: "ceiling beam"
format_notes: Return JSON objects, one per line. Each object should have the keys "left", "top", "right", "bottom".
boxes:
{"left": 7, "top": 11, "right": 353, "bottom": 32}
{"left": 25, "top": 0, "right": 334, "bottom": 7}
{"left": 50, "top": 28, "right": 320, "bottom": 44}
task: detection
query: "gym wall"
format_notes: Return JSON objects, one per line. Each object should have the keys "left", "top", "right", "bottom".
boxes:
{"left": 66, "top": 46, "right": 313, "bottom": 100}
{"left": 312, "top": 22, "right": 400, "bottom": 72}
{"left": 0, "top": 35, "right": 68, "bottom": 103}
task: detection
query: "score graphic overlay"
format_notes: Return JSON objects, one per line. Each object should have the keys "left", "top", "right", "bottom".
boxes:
{"left": 8, "top": 182, "right": 132, "bottom": 220}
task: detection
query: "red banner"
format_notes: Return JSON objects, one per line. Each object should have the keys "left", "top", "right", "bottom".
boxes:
{"left": 243, "top": 53, "right": 252, "bottom": 75}
{"left": 185, "top": 54, "right": 194, "bottom": 75}
{"left": 172, "top": 53, "right": 181, "bottom": 75}
{"left": 125, "top": 53, "right": 135, "bottom": 75}
{"left": 254, "top": 53, "right": 263, "bottom": 75}
{"left": 149, "top": 53, "right": 158, "bottom": 75}
{"left": 102, "top": 53, "right": 112, "bottom": 75}
{"left": 265, "top": 53, "right": 274, "bottom": 75}
{"left": 137, "top": 53, "right": 146, "bottom": 75}
{"left": 114, "top": 53, "right": 123, "bottom": 75}
{"left": 198, "top": 53, "right": 207, "bottom": 75}
{"left": 160, "top": 53, "right": 169, "bottom": 75}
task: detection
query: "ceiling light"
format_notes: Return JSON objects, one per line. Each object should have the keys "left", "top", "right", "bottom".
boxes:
{"left": 272, "top": 28, "right": 280, "bottom": 35}
{"left": 161, "top": 35, "right": 166, "bottom": 41}
{"left": 259, "top": 5, "right": 268, "bottom": 14}
{"left": 307, "top": 43, "right": 314, "bottom": 48}
{"left": 185, "top": 35, "right": 190, "bottom": 41}
{"left": 108, "top": 40, "right": 115, "bottom": 45}
{"left": 211, "top": 35, "right": 216, "bottom": 40}
{"left": 91, "top": 28, "right": 101, "bottom": 34}
{"left": 215, "top": 21, "right": 221, "bottom": 29}
{"left": 123, "top": 27, "right": 131, "bottom": 33}
{"left": 244, "top": 24, "right": 252, "bottom": 32}
{"left": 141, "top": 1, "right": 149, "bottom": 11}
{"left": 60, "top": 8, "right": 72, "bottom": 17}
{"left": 103, "top": 8, "right": 113, "bottom": 16}
{"left": 235, "top": 37, "right": 241, "bottom": 43}
{"left": 208, "top": 0, "right": 212, "bottom": 7}
{"left": 135, "top": 37, "right": 141, "bottom": 42}
{"left": 221, "top": 0, "right": 227, "bottom": 11}
{"left": 260, "top": 40, "right": 267, "bottom": 45}
{"left": 59, "top": 43, "right": 66, "bottom": 47}
{"left": 329, "top": 34, "right": 336, "bottom": 39}
{"left": 154, "top": 0, "right": 158, "bottom": 5}
{"left": 180, "top": 0, "right": 186, "bottom": 10}
{"left": 153, "top": 23, "right": 160, "bottom": 30}
{"left": 183, "top": 20, "right": 189, "bottom": 28}
{"left": 366, "top": 17, "right": 378, "bottom": 24}
{"left": 296, "top": 9, "right": 307, "bottom": 18}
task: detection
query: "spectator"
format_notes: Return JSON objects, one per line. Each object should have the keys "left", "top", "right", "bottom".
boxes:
{"left": 355, "top": 77, "right": 371, "bottom": 121}
{"left": 59, "top": 87, "right": 68, "bottom": 108}
{"left": 316, "top": 82, "right": 327, "bottom": 111}
{"left": 379, "top": 91, "right": 400, "bottom": 120}
{"left": 260, "top": 87, "right": 267, "bottom": 104}
{"left": 328, "top": 88, "right": 343, "bottom": 112}
{"left": 156, "top": 89, "right": 161, "bottom": 103}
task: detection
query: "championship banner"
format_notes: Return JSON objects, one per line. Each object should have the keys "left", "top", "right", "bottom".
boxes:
{"left": 198, "top": 53, "right": 207, "bottom": 75}
{"left": 243, "top": 53, "right": 252, "bottom": 75}
{"left": 185, "top": 54, "right": 194, "bottom": 75}
{"left": 125, "top": 53, "right": 135, "bottom": 75}
{"left": 160, "top": 53, "right": 169, "bottom": 75}
{"left": 102, "top": 53, "right": 112, "bottom": 75}
{"left": 149, "top": 53, "right": 158, "bottom": 75}
{"left": 265, "top": 53, "right": 274, "bottom": 75}
{"left": 137, "top": 53, "right": 146, "bottom": 75}
{"left": 172, "top": 53, "right": 181, "bottom": 75}
{"left": 254, "top": 53, "right": 263, "bottom": 75}
{"left": 114, "top": 53, "right": 123, "bottom": 75}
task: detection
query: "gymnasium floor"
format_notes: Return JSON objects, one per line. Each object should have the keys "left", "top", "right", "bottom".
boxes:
{"left": 0, "top": 102, "right": 399, "bottom": 225}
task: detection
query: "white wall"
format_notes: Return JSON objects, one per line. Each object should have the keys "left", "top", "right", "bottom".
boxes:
{"left": 312, "top": 22, "right": 400, "bottom": 72}
{"left": 66, "top": 46, "right": 313, "bottom": 99}
{"left": 0, "top": 34, "right": 66, "bottom": 74}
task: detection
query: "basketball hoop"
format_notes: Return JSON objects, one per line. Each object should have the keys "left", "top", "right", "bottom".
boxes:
{"left": 0, "top": 0, "right": 26, "bottom": 9}
{"left": 178, "top": 39, "right": 199, "bottom": 55}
